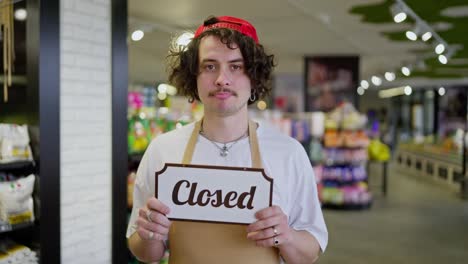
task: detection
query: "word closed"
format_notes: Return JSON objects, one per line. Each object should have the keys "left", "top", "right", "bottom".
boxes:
{"left": 172, "top": 180, "right": 256, "bottom": 209}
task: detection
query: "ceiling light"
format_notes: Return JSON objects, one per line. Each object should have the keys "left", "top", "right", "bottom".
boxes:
{"left": 435, "top": 43, "right": 445, "bottom": 54}
{"left": 438, "top": 54, "right": 448, "bottom": 64}
{"left": 176, "top": 32, "right": 194, "bottom": 47}
{"left": 131, "top": 30, "right": 144, "bottom": 41}
{"left": 157, "top": 83, "right": 168, "bottom": 93}
{"left": 421, "top": 32, "right": 432, "bottom": 41}
{"left": 357, "top": 86, "right": 365, "bottom": 95}
{"left": 401, "top": 66, "right": 411, "bottom": 76}
{"left": 360, "top": 80, "right": 369, "bottom": 89}
{"left": 378, "top": 86, "right": 406, "bottom": 98}
{"left": 394, "top": 12, "right": 407, "bottom": 23}
{"left": 257, "top": 100, "right": 267, "bottom": 110}
{"left": 390, "top": 2, "right": 408, "bottom": 23}
{"left": 166, "top": 85, "right": 178, "bottom": 96}
{"left": 14, "top": 8, "right": 27, "bottom": 21}
{"left": 405, "top": 31, "right": 417, "bottom": 41}
{"left": 404, "top": 86, "right": 412, "bottom": 95}
{"left": 385, "top": 72, "right": 396, "bottom": 81}
{"left": 371, "top": 76, "right": 382, "bottom": 86}
{"left": 438, "top": 87, "right": 446, "bottom": 96}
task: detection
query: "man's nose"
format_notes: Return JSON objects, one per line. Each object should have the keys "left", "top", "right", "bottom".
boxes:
{"left": 215, "top": 68, "right": 232, "bottom": 87}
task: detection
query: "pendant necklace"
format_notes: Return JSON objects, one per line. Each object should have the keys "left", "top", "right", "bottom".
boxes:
{"left": 199, "top": 124, "right": 248, "bottom": 157}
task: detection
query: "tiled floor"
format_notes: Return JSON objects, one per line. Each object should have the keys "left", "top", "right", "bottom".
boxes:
{"left": 318, "top": 163, "right": 468, "bottom": 264}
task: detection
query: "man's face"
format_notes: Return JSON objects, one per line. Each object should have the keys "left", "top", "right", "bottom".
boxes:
{"left": 196, "top": 35, "right": 251, "bottom": 117}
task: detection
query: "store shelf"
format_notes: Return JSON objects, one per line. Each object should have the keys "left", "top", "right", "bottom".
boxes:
{"left": 0, "top": 221, "right": 34, "bottom": 234}
{"left": 322, "top": 179, "right": 367, "bottom": 186}
{"left": 324, "top": 161, "right": 367, "bottom": 167}
{"left": 320, "top": 103, "right": 372, "bottom": 209}
{"left": 322, "top": 201, "right": 372, "bottom": 210}
{"left": 323, "top": 146, "right": 369, "bottom": 150}
{"left": 0, "top": 160, "right": 34, "bottom": 171}
{"left": 398, "top": 145, "right": 462, "bottom": 166}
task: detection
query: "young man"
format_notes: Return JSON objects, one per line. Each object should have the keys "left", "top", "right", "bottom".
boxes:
{"left": 127, "top": 16, "right": 328, "bottom": 263}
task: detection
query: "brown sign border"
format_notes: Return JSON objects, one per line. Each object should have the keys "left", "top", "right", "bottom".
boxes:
{"left": 155, "top": 163, "right": 274, "bottom": 225}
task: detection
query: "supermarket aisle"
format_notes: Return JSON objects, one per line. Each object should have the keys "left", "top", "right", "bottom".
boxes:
{"left": 318, "top": 163, "right": 468, "bottom": 264}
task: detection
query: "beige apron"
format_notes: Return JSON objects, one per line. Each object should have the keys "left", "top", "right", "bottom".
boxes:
{"left": 168, "top": 120, "right": 280, "bottom": 264}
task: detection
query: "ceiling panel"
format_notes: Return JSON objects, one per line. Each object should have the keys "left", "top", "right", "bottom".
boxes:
{"left": 128, "top": 0, "right": 468, "bottom": 87}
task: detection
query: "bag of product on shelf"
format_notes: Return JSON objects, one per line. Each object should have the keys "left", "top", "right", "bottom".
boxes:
{"left": 128, "top": 114, "right": 151, "bottom": 154}
{"left": 0, "top": 239, "right": 38, "bottom": 264}
{"left": 0, "top": 124, "right": 34, "bottom": 163}
{"left": 309, "top": 138, "right": 324, "bottom": 163}
{"left": 368, "top": 139, "right": 390, "bottom": 161}
{"left": 321, "top": 187, "right": 344, "bottom": 205}
{"left": 0, "top": 174, "right": 35, "bottom": 225}
{"left": 291, "top": 120, "right": 310, "bottom": 143}
{"left": 127, "top": 172, "right": 136, "bottom": 208}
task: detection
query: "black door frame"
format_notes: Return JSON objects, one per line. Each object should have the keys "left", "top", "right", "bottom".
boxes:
{"left": 27, "top": 0, "right": 61, "bottom": 263}
{"left": 112, "top": 0, "right": 129, "bottom": 263}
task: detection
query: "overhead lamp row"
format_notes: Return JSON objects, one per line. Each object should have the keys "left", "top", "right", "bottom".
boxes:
{"left": 357, "top": 0, "right": 455, "bottom": 97}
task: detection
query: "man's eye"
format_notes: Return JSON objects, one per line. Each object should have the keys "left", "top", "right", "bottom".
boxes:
{"left": 204, "top": 64, "right": 216, "bottom": 71}
{"left": 231, "top": 65, "right": 243, "bottom": 70}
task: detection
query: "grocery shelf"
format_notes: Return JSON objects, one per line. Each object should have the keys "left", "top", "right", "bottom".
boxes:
{"left": 0, "top": 221, "right": 34, "bottom": 234}
{"left": 322, "top": 201, "right": 372, "bottom": 210}
{"left": 0, "top": 160, "right": 34, "bottom": 171}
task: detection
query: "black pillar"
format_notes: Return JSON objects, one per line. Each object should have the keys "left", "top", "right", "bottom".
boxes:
{"left": 112, "top": 0, "right": 129, "bottom": 263}
{"left": 462, "top": 90, "right": 467, "bottom": 199}
{"left": 433, "top": 88, "right": 439, "bottom": 141}
{"left": 28, "top": 0, "right": 61, "bottom": 263}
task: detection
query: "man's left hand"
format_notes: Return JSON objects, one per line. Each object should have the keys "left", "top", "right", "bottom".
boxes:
{"left": 246, "top": 205, "right": 292, "bottom": 247}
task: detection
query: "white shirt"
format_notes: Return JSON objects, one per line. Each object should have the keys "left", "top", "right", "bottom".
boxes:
{"left": 127, "top": 121, "right": 328, "bottom": 252}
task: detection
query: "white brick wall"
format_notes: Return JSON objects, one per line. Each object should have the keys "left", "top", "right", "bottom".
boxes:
{"left": 60, "top": 0, "right": 112, "bottom": 263}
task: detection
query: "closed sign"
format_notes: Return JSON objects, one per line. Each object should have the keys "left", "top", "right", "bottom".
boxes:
{"left": 155, "top": 163, "right": 273, "bottom": 224}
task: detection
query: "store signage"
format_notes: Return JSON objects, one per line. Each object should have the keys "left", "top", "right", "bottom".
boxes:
{"left": 155, "top": 163, "right": 273, "bottom": 224}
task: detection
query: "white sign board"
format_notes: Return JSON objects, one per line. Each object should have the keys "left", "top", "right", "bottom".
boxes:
{"left": 155, "top": 163, "right": 273, "bottom": 225}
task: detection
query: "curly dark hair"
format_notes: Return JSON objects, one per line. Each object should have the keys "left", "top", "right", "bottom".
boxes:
{"left": 166, "top": 20, "right": 276, "bottom": 105}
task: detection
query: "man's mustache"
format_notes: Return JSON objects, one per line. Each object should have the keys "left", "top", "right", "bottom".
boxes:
{"left": 208, "top": 88, "right": 238, "bottom": 96}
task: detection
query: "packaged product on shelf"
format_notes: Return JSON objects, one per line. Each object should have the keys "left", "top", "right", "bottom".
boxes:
{"left": 310, "top": 112, "right": 325, "bottom": 138}
{"left": 341, "top": 111, "right": 367, "bottom": 131}
{"left": 127, "top": 172, "right": 136, "bottom": 208}
{"left": 368, "top": 138, "right": 391, "bottom": 161}
{"left": 322, "top": 187, "right": 344, "bottom": 205}
{"left": 0, "top": 174, "right": 35, "bottom": 225}
{"left": 0, "top": 239, "right": 38, "bottom": 264}
{"left": 324, "top": 130, "right": 343, "bottom": 148}
{"left": 291, "top": 120, "right": 310, "bottom": 143}
{"left": 128, "top": 112, "right": 152, "bottom": 154}
{"left": 324, "top": 102, "right": 367, "bottom": 131}
{"left": 0, "top": 124, "right": 33, "bottom": 164}
{"left": 309, "top": 138, "right": 324, "bottom": 164}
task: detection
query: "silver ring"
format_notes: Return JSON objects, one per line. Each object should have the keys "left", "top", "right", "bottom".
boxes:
{"left": 273, "top": 236, "right": 279, "bottom": 247}
{"left": 273, "top": 226, "right": 278, "bottom": 236}
{"left": 146, "top": 210, "right": 152, "bottom": 222}
{"left": 148, "top": 231, "right": 154, "bottom": 240}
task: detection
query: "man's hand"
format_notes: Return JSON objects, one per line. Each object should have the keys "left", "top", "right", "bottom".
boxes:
{"left": 246, "top": 205, "right": 292, "bottom": 248}
{"left": 136, "top": 197, "right": 172, "bottom": 242}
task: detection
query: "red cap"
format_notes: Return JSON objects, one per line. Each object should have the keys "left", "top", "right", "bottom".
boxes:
{"left": 194, "top": 16, "right": 259, "bottom": 44}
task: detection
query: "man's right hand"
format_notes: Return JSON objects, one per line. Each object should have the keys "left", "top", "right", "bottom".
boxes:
{"left": 136, "top": 197, "right": 172, "bottom": 242}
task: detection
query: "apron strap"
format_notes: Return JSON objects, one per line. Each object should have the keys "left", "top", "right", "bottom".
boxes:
{"left": 249, "top": 120, "right": 262, "bottom": 168}
{"left": 182, "top": 119, "right": 261, "bottom": 168}
{"left": 182, "top": 119, "right": 202, "bottom": 164}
